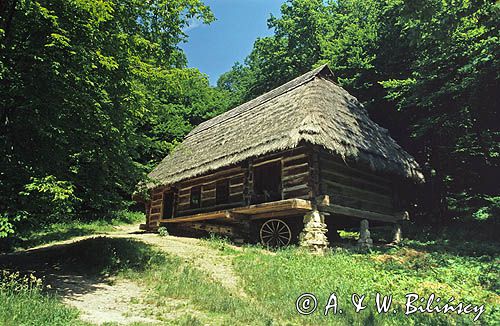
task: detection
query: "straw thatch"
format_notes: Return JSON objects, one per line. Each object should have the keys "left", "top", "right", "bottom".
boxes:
{"left": 148, "top": 65, "right": 423, "bottom": 187}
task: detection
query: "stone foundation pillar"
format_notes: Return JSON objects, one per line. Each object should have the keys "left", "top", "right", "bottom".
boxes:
{"left": 357, "top": 219, "right": 373, "bottom": 248}
{"left": 299, "top": 210, "right": 329, "bottom": 253}
{"left": 392, "top": 223, "right": 402, "bottom": 244}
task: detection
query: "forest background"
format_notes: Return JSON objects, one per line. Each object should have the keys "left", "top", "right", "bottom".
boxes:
{"left": 1, "top": 0, "right": 498, "bottom": 237}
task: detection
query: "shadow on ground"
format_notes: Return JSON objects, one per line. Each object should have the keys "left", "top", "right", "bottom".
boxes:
{"left": 0, "top": 237, "right": 164, "bottom": 297}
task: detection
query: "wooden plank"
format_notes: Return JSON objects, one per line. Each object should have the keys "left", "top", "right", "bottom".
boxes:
{"left": 282, "top": 171, "right": 309, "bottom": 182}
{"left": 323, "top": 179, "right": 393, "bottom": 203}
{"left": 282, "top": 162, "right": 308, "bottom": 171}
{"left": 321, "top": 168, "right": 391, "bottom": 193}
{"left": 177, "top": 202, "right": 245, "bottom": 216}
{"left": 250, "top": 209, "right": 305, "bottom": 220}
{"left": 229, "top": 184, "right": 244, "bottom": 194}
{"left": 182, "top": 222, "right": 235, "bottom": 236}
{"left": 202, "top": 182, "right": 216, "bottom": 191}
{"left": 253, "top": 157, "right": 282, "bottom": 167}
{"left": 179, "top": 188, "right": 190, "bottom": 196}
{"left": 283, "top": 174, "right": 309, "bottom": 188}
{"left": 282, "top": 153, "right": 308, "bottom": 163}
{"left": 201, "top": 189, "right": 216, "bottom": 197}
{"left": 319, "top": 153, "right": 391, "bottom": 185}
{"left": 283, "top": 188, "right": 311, "bottom": 200}
{"left": 178, "top": 168, "right": 244, "bottom": 188}
{"left": 161, "top": 210, "right": 232, "bottom": 223}
{"left": 233, "top": 199, "right": 312, "bottom": 214}
{"left": 283, "top": 184, "right": 309, "bottom": 193}
{"left": 167, "top": 199, "right": 313, "bottom": 224}
{"left": 283, "top": 164, "right": 309, "bottom": 177}
{"left": 320, "top": 204, "right": 397, "bottom": 222}
{"left": 328, "top": 193, "right": 393, "bottom": 214}
{"left": 253, "top": 146, "right": 308, "bottom": 165}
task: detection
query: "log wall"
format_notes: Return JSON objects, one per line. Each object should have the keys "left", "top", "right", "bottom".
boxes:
{"left": 318, "top": 150, "right": 395, "bottom": 215}
{"left": 175, "top": 165, "right": 246, "bottom": 216}
{"left": 144, "top": 145, "right": 314, "bottom": 230}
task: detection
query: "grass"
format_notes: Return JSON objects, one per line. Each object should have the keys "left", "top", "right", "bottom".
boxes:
{"left": 0, "top": 210, "right": 144, "bottom": 253}
{"left": 0, "top": 237, "right": 164, "bottom": 326}
{"left": 120, "top": 222, "right": 498, "bottom": 325}
{"left": 0, "top": 272, "right": 86, "bottom": 326}
{"left": 1, "top": 218, "right": 498, "bottom": 325}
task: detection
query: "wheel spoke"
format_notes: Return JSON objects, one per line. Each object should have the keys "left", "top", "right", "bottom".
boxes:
{"left": 260, "top": 219, "right": 292, "bottom": 247}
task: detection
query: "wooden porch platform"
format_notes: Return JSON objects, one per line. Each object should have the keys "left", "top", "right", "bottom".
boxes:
{"left": 160, "top": 199, "right": 313, "bottom": 224}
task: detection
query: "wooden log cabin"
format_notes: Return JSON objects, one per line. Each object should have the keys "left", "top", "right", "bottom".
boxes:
{"left": 136, "top": 65, "right": 424, "bottom": 248}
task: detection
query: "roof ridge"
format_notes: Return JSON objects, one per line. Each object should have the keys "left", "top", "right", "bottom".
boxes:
{"left": 185, "top": 64, "right": 332, "bottom": 139}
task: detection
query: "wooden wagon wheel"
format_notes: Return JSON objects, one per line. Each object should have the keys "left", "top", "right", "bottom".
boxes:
{"left": 259, "top": 219, "right": 292, "bottom": 247}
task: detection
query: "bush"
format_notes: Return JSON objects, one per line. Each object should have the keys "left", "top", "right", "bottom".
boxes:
{"left": 158, "top": 226, "right": 169, "bottom": 237}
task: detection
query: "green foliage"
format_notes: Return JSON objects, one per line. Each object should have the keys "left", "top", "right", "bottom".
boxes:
{"left": 0, "top": 210, "right": 145, "bottom": 252}
{"left": 0, "top": 271, "right": 85, "bottom": 325}
{"left": 124, "top": 229, "right": 498, "bottom": 325}
{"left": 157, "top": 226, "right": 169, "bottom": 237}
{"left": 0, "top": 0, "right": 230, "bottom": 234}
{"left": 473, "top": 196, "right": 500, "bottom": 221}
{"left": 18, "top": 175, "right": 81, "bottom": 225}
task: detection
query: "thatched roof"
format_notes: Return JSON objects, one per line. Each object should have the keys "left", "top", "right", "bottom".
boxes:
{"left": 148, "top": 65, "right": 424, "bottom": 187}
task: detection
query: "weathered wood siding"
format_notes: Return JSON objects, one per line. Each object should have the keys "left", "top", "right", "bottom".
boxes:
{"left": 175, "top": 165, "right": 246, "bottom": 217}
{"left": 145, "top": 146, "right": 314, "bottom": 229}
{"left": 318, "top": 150, "right": 395, "bottom": 215}
{"left": 147, "top": 186, "right": 166, "bottom": 229}
{"left": 282, "top": 149, "right": 313, "bottom": 200}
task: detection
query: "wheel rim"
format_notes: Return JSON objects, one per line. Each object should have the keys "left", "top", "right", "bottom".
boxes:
{"left": 260, "top": 219, "right": 292, "bottom": 247}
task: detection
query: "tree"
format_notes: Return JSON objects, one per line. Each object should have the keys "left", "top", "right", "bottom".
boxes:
{"left": 0, "top": 0, "right": 228, "bottom": 235}
{"left": 218, "top": 0, "right": 499, "bottom": 223}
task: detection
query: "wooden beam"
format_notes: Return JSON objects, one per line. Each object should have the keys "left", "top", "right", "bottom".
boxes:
{"left": 233, "top": 199, "right": 312, "bottom": 214}
{"left": 319, "top": 204, "right": 397, "bottom": 223}
{"left": 161, "top": 210, "right": 231, "bottom": 223}
{"left": 250, "top": 209, "right": 305, "bottom": 220}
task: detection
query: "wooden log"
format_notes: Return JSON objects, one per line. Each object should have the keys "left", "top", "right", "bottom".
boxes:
{"left": 229, "top": 184, "right": 245, "bottom": 194}
{"left": 230, "top": 175, "right": 244, "bottom": 185}
{"left": 321, "top": 168, "right": 392, "bottom": 193}
{"left": 162, "top": 210, "right": 231, "bottom": 223}
{"left": 183, "top": 222, "right": 235, "bottom": 237}
{"left": 178, "top": 168, "right": 244, "bottom": 188}
{"left": 283, "top": 164, "right": 309, "bottom": 177}
{"left": 319, "top": 153, "right": 391, "bottom": 186}
{"left": 283, "top": 187, "right": 311, "bottom": 199}
{"left": 283, "top": 174, "right": 309, "bottom": 188}
{"left": 322, "top": 179, "right": 393, "bottom": 203}
{"left": 282, "top": 171, "right": 309, "bottom": 182}
{"left": 327, "top": 193, "right": 393, "bottom": 214}
{"left": 283, "top": 156, "right": 308, "bottom": 168}
{"left": 320, "top": 204, "right": 397, "bottom": 222}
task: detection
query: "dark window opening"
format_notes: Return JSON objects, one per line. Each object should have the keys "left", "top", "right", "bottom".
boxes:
{"left": 253, "top": 161, "right": 282, "bottom": 204}
{"left": 162, "top": 191, "right": 174, "bottom": 219}
{"left": 216, "top": 179, "right": 230, "bottom": 205}
{"left": 190, "top": 186, "right": 201, "bottom": 208}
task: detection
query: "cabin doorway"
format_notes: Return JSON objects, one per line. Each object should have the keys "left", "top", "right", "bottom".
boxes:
{"left": 162, "top": 191, "right": 175, "bottom": 219}
{"left": 252, "top": 161, "right": 282, "bottom": 204}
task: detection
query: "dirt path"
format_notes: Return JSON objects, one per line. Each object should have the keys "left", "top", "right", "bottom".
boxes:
{"left": 3, "top": 224, "right": 247, "bottom": 325}
{"left": 125, "top": 232, "right": 246, "bottom": 297}
{"left": 54, "top": 276, "right": 159, "bottom": 325}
